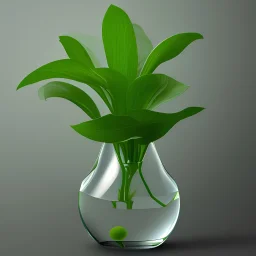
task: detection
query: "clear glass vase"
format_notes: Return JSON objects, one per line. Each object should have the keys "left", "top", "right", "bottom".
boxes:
{"left": 79, "top": 141, "right": 180, "bottom": 249}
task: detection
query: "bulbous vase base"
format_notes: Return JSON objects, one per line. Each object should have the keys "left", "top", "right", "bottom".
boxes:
{"left": 79, "top": 143, "right": 180, "bottom": 249}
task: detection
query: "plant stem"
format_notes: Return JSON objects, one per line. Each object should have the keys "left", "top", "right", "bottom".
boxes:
{"left": 113, "top": 141, "right": 142, "bottom": 209}
{"left": 113, "top": 141, "right": 154, "bottom": 209}
{"left": 111, "top": 201, "right": 117, "bottom": 208}
{"left": 113, "top": 143, "right": 126, "bottom": 201}
{"left": 116, "top": 241, "right": 124, "bottom": 248}
{"left": 138, "top": 162, "right": 167, "bottom": 207}
{"left": 114, "top": 142, "right": 177, "bottom": 209}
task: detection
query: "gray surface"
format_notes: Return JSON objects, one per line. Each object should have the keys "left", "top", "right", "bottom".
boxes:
{"left": 0, "top": 0, "right": 255, "bottom": 255}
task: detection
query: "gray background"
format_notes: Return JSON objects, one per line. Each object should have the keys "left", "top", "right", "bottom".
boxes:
{"left": 0, "top": 0, "right": 255, "bottom": 255}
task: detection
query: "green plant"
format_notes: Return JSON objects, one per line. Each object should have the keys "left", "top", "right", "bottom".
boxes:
{"left": 17, "top": 4, "right": 204, "bottom": 209}
{"left": 109, "top": 226, "right": 128, "bottom": 248}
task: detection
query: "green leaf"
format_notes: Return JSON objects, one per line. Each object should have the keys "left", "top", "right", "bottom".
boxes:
{"left": 102, "top": 5, "right": 138, "bottom": 82}
{"left": 17, "top": 59, "right": 105, "bottom": 90}
{"left": 38, "top": 81, "right": 101, "bottom": 119}
{"left": 141, "top": 33, "right": 203, "bottom": 75}
{"left": 17, "top": 57, "right": 131, "bottom": 114}
{"left": 133, "top": 24, "right": 153, "bottom": 74}
{"left": 16, "top": 59, "right": 116, "bottom": 112}
{"left": 127, "top": 74, "right": 188, "bottom": 111}
{"left": 95, "top": 68, "right": 129, "bottom": 115}
{"left": 59, "top": 36, "right": 94, "bottom": 67}
{"left": 71, "top": 107, "right": 204, "bottom": 143}
{"left": 68, "top": 34, "right": 107, "bottom": 67}
{"left": 129, "top": 107, "right": 204, "bottom": 143}
{"left": 72, "top": 114, "right": 140, "bottom": 143}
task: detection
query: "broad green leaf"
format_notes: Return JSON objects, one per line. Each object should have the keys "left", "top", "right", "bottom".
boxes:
{"left": 17, "top": 58, "right": 130, "bottom": 114}
{"left": 17, "top": 59, "right": 105, "bottom": 90}
{"left": 129, "top": 107, "right": 204, "bottom": 143}
{"left": 72, "top": 114, "right": 140, "bottom": 143}
{"left": 133, "top": 24, "right": 153, "bottom": 74}
{"left": 96, "top": 68, "right": 129, "bottom": 115}
{"left": 68, "top": 34, "right": 107, "bottom": 67}
{"left": 38, "top": 81, "right": 101, "bottom": 119}
{"left": 59, "top": 36, "right": 94, "bottom": 67}
{"left": 71, "top": 107, "right": 204, "bottom": 143}
{"left": 141, "top": 33, "right": 203, "bottom": 75}
{"left": 102, "top": 5, "right": 138, "bottom": 82}
{"left": 16, "top": 59, "right": 114, "bottom": 112}
{"left": 127, "top": 74, "right": 188, "bottom": 111}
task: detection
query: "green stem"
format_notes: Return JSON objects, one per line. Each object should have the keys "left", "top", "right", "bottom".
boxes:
{"left": 114, "top": 142, "right": 139, "bottom": 208}
{"left": 139, "top": 144, "right": 149, "bottom": 162}
{"left": 138, "top": 162, "right": 167, "bottom": 207}
{"left": 113, "top": 143, "right": 126, "bottom": 201}
{"left": 111, "top": 201, "right": 117, "bottom": 208}
{"left": 133, "top": 140, "right": 138, "bottom": 161}
{"left": 116, "top": 241, "right": 124, "bottom": 248}
{"left": 120, "top": 143, "right": 128, "bottom": 163}
{"left": 127, "top": 140, "right": 133, "bottom": 162}
{"left": 113, "top": 141, "right": 150, "bottom": 209}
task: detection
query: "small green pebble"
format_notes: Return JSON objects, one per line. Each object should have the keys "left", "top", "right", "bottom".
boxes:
{"left": 109, "top": 226, "right": 128, "bottom": 241}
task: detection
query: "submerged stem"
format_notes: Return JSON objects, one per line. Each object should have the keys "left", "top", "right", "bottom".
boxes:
{"left": 111, "top": 201, "right": 117, "bottom": 208}
{"left": 113, "top": 143, "right": 126, "bottom": 201}
{"left": 116, "top": 241, "right": 125, "bottom": 248}
{"left": 113, "top": 140, "right": 149, "bottom": 209}
{"left": 113, "top": 142, "right": 176, "bottom": 209}
{"left": 114, "top": 141, "right": 168, "bottom": 209}
{"left": 138, "top": 162, "right": 167, "bottom": 207}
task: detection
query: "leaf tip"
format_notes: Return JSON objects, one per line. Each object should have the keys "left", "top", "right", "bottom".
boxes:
{"left": 59, "top": 35, "right": 64, "bottom": 42}
{"left": 182, "top": 106, "right": 205, "bottom": 117}
{"left": 187, "top": 32, "right": 204, "bottom": 41}
{"left": 38, "top": 87, "right": 46, "bottom": 101}
{"left": 105, "top": 4, "right": 126, "bottom": 16}
{"left": 108, "top": 4, "right": 119, "bottom": 10}
{"left": 197, "top": 33, "right": 204, "bottom": 40}
{"left": 70, "top": 123, "right": 79, "bottom": 132}
{"left": 59, "top": 35, "right": 69, "bottom": 43}
{"left": 194, "top": 106, "right": 205, "bottom": 114}
{"left": 71, "top": 123, "right": 86, "bottom": 137}
{"left": 183, "top": 83, "right": 190, "bottom": 90}
{"left": 59, "top": 35, "right": 73, "bottom": 41}
{"left": 16, "top": 81, "right": 24, "bottom": 90}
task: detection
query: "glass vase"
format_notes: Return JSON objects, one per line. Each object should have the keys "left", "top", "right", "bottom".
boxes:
{"left": 79, "top": 140, "right": 180, "bottom": 249}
